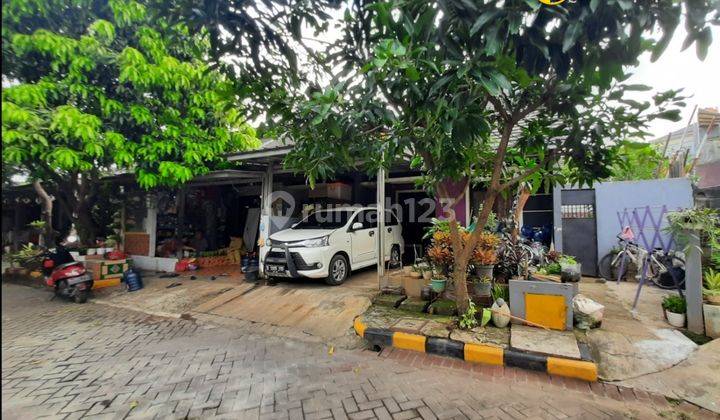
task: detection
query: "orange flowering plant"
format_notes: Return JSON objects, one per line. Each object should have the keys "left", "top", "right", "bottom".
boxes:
{"left": 427, "top": 231, "right": 453, "bottom": 276}
{"left": 426, "top": 222, "right": 500, "bottom": 276}
{"left": 471, "top": 232, "right": 500, "bottom": 266}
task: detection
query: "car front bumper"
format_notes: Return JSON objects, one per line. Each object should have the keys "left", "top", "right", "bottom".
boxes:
{"left": 263, "top": 245, "right": 330, "bottom": 279}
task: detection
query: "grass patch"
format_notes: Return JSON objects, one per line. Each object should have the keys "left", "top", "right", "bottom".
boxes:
{"left": 680, "top": 330, "right": 713, "bottom": 345}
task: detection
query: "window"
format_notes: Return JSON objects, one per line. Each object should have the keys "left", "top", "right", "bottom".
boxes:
{"left": 352, "top": 210, "right": 378, "bottom": 229}
{"left": 293, "top": 210, "right": 354, "bottom": 229}
{"left": 385, "top": 210, "right": 399, "bottom": 226}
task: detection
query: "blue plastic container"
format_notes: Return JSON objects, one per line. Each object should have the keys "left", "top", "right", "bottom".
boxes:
{"left": 124, "top": 268, "right": 144, "bottom": 292}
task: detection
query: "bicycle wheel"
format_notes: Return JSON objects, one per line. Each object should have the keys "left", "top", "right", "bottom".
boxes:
{"left": 653, "top": 256, "right": 685, "bottom": 290}
{"left": 598, "top": 253, "right": 615, "bottom": 281}
{"left": 599, "top": 252, "right": 631, "bottom": 282}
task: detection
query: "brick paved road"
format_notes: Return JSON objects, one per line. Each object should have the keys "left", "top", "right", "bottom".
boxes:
{"left": 2, "top": 283, "right": 714, "bottom": 420}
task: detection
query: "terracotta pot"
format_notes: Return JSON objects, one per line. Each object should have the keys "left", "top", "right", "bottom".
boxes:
{"left": 402, "top": 276, "right": 423, "bottom": 298}
{"left": 705, "top": 294, "right": 720, "bottom": 305}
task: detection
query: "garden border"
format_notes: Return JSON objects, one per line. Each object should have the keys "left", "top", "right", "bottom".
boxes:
{"left": 353, "top": 317, "right": 598, "bottom": 382}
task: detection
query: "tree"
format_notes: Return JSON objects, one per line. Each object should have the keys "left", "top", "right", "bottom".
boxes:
{"left": 160, "top": 0, "right": 340, "bottom": 119}
{"left": 609, "top": 141, "right": 669, "bottom": 180}
{"left": 280, "top": 0, "right": 716, "bottom": 311}
{"left": 2, "top": 0, "right": 259, "bottom": 245}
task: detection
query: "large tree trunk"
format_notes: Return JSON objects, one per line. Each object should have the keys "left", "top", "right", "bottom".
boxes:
{"left": 52, "top": 172, "right": 101, "bottom": 247}
{"left": 449, "top": 190, "right": 499, "bottom": 313}
{"left": 512, "top": 186, "right": 531, "bottom": 239}
{"left": 32, "top": 180, "right": 54, "bottom": 247}
{"left": 76, "top": 201, "right": 99, "bottom": 246}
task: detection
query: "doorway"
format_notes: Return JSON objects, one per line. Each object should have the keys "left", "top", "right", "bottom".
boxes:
{"left": 560, "top": 189, "right": 598, "bottom": 276}
{"left": 396, "top": 190, "right": 434, "bottom": 265}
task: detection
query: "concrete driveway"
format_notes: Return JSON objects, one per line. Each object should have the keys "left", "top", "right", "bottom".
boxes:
{"left": 191, "top": 268, "right": 377, "bottom": 345}
{"left": 92, "top": 267, "right": 379, "bottom": 346}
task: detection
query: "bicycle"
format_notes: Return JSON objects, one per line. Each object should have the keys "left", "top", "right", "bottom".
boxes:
{"left": 519, "top": 236, "right": 548, "bottom": 267}
{"left": 598, "top": 229, "right": 685, "bottom": 290}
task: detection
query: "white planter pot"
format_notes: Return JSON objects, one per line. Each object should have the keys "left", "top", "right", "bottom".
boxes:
{"left": 665, "top": 310, "right": 686, "bottom": 328}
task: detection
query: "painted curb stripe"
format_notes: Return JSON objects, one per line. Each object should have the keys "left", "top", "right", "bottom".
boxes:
{"left": 504, "top": 349, "right": 547, "bottom": 372}
{"left": 547, "top": 357, "right": 598, "bottom": 382}
{"left": 464, "top": 343, "right": 504, "bottom": 366}
{"left": 393, "top": 332, "right": 426, "bottom": 352}
{"left": 426, "top": 337, "right": 464, "bottom": 359}
{"left": 353, "top": 317, "right": 366, "bottom": 337}
{"left": 352, "top": 318, "right": 597, "bottom": 381}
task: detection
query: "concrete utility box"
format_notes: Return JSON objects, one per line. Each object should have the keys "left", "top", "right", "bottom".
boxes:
{"left": 704, "top": 304, "right": 720, "bottom": 338}
{"left": 509, "top": 280, "right": 578, "bottom": 331}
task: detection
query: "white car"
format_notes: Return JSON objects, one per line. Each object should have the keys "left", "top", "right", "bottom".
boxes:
{"left": 261, "top": 207, "right": 404, "bottom": 285}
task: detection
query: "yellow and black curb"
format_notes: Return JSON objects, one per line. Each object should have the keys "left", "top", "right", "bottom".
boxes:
{"left": 353, "top": 317, "right": 598, "bottom": 382}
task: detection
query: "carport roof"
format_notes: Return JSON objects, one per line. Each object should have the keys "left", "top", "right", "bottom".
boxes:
{"left": 225, "top": 138, "right": 294, "bottom": 167}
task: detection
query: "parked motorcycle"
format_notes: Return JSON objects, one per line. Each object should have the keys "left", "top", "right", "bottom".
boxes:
{"left": 42, "top": 246, "right": 93, "bottom": 303}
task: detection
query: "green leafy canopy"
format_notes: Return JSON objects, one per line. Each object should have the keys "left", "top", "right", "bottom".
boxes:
{"left": 2, "top": 0, "right": 260, "bottom": 190}
{"left": 280, "top": 0, "right": 715, "bottom": 191}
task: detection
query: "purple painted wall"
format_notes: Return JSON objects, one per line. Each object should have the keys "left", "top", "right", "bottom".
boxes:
{"left": 434, "top": 178, "right": 469, "bottom": 226}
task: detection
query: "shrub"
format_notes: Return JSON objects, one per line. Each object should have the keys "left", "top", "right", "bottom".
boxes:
{"left": 662, "top": 295, "right": 686, "bottom": 314}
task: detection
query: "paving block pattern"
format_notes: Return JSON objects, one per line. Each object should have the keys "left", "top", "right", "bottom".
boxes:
{"left": 2, "top": 283, "right": 715, "bottom": 420}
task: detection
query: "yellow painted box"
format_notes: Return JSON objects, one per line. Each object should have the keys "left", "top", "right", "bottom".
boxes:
{"left": 509, "top": 279, "right": 578, "bottom": 331}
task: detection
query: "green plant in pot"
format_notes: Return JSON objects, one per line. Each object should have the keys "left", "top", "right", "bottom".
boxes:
{"left": 410, "top": 265, "right": 423, "bottom": 279}
{"left": 703, "top": 268, "right": 720, "bottom": 305}
{"left": 662, "top": 295, "right": 687, "bottom": 328}
{"left": 559, "top": 255, "right": 581, "bottom": 282}
{"left": 665, "top": 208, "right": 719, "bottom": 260}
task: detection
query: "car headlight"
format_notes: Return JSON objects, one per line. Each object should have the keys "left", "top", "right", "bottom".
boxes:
{"left": 294, "top": 236, "right": 329, "bottom": 248}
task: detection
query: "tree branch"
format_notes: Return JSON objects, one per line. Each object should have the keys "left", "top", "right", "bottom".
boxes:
{"left": 498, "top": 150, "right": 556, "bottom": 191}
{"left": 514, "top": 78, "right": 558, "bottom": 122}
{"left": 487, "top": 95, "right": 510, "bottom": 122}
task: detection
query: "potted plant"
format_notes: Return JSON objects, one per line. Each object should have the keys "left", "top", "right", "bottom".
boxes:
{"left": 471, "top": 232, "right": 499, "bottom": 278}
{"left": 559, "top": 255, "right": 581, "bottom": 283}
{"left": 430, "top": 276, "right": 447, "bottom": 293}
{"left": 662, "top": 295, "right": 687, "bottom": 327}
{"left": 427, "top": 233, "right": 454, "bottom": 293}
{"left": 703, "top": 268, "right": 720, "bottom": 305}
{"left": 472, "top": 275, "right": 492, "bottom": 296}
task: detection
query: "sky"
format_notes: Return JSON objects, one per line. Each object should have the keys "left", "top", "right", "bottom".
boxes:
{"left": 301, "top": 10, "right": 719, "bottom": 142}
{"left": 627, "top": 25, "right": 720, "bottom": 140}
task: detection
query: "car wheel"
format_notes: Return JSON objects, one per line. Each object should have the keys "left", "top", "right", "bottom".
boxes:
{"left": 326, "top": 254, "right": 349, "bottom": 286}
{"left": 389, "top": 245, "right": 401, "bottom": 268}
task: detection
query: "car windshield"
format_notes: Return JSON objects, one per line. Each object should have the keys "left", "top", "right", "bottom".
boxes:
{"left": 292, "top": 210, "right": 354, "bottom": 229}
